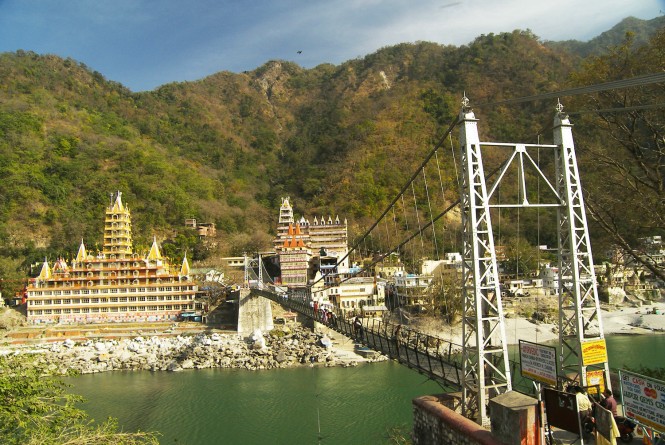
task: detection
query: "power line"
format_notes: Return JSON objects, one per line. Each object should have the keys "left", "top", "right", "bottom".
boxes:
{"left": 475, "top": 72, "right": 665, "bottom": 108}
{"left": 568, "top": 102, "right": 665, "bottom": 115}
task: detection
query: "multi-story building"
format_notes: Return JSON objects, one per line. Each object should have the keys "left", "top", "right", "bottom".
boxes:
{"left": 274, "top": 197, "right": 349, "bottom": 288}
{"left": 393, "top": 272, "right": 433, "bottom": 307}
{"left": 25, "top": 191, "right": 197, "bottom": 325}
{"left": 279, "top": 224, "right": 311, "bottom": 288}
{"left": 324, "top": 276, "right": 386, "bottom": 315}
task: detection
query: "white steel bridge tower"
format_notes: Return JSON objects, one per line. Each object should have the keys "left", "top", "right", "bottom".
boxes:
{"left": 459, "top": 99, "right": 609, "bottom": 425}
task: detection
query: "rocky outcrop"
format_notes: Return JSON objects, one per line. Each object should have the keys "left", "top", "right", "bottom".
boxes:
{"left": 11, "top": 325, "right": 383, "bottom": 375}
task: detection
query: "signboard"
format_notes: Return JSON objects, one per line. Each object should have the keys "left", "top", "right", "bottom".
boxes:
{"left": 585, "top": 370, "right": 606, "bottom": 397}
{"left": 543, "top": 387, "right": 579, "bottom": 433}
{"left": 620, "top": 370, "right": 665, "bottom": 433}
{"left": 581, "top": 338, "right": 608, "bottom": 366}
{"left": 519, "top": 340, "right": 557, "bottom": 386}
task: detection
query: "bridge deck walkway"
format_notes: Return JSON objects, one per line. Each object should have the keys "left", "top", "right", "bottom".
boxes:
{"left": 252, "top": 287, "right": 535, "bottom": 394}
{"left": 252, "top": 288, "right": 463, "bottom": 389}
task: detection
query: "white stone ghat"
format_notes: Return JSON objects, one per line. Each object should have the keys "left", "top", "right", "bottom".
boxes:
{"left": 2, "top": 326, "right": 386, "bottom": 375}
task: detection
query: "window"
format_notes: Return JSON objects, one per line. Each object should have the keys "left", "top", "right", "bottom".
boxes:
{"left": 82, "top": 298, "right": 90, "bottom": 304}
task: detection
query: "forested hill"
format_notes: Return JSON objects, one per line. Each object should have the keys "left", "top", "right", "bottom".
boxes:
{"left": 0, "top": 16, "right": 663, "bottom": 287}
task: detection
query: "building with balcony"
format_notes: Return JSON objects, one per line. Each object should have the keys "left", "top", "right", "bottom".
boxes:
{"left": 273, "top": 197, "right": 349, "bottom": 289}
{"left": 25, "top": 191, "right": 197, "bottom": 325}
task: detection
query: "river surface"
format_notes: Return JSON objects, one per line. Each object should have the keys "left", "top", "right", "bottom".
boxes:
{"left": 68, "top": 334, "right": 665, "bottom": 445}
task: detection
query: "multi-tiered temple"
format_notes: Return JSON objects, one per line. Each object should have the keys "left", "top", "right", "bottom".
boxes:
{"left": 273, "top": 197, "right": 349, "bottom": 288}
{"left": 25, "top": 191, "right": 197, "bottom": 324}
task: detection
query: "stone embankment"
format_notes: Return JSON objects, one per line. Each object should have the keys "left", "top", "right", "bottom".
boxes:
{"left": 3, "top": 325, "right": 383, "bottom": 375}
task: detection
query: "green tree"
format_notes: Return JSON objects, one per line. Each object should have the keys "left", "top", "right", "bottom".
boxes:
{"left": 0, "top": 355, "right": 159, "bottom": 445}
{"left": 500, "top": 236, "right": 539, "bottom": 278}
{"left": 428, "top": 271, "right": 463, "bottom": 323}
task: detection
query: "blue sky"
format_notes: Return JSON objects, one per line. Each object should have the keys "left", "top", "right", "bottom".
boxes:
{"left": 0, "top": 0, "right": 662, "bottom": 92}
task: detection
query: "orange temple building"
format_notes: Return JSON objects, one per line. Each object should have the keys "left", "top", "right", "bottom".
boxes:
{"left": 25, "top": 191, "right": 197, "bottom": 325}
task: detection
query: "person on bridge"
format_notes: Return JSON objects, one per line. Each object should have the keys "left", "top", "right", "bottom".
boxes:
{"left": 393, "top": 324, "right": 402, "bottom": 355}
{"left": 353, "top": 316, "right": 363, "bottom": 340}
{"left": 329, "top": 311, "right": 337, "bottom": 328}
{"left": 573, "top": 385, "right": 593, "bottom": 425}
{"left": 600, "top": 388, "right": 618, "bottom": 416}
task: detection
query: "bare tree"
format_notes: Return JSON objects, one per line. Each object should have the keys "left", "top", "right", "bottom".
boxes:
{"left": 570, "top": 30, "right": 665, "bottom": 282}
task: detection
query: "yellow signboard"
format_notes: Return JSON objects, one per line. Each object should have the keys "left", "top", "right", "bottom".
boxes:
{"left": 581, "top": 339, "right": 608, "bottom": 366}
{"left": 586, "top": 370, "right": 606, "bottom": 396}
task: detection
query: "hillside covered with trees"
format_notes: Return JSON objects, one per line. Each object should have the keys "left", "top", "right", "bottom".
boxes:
{"left": 0, "top": 15, "right": 663, "bottom": 296}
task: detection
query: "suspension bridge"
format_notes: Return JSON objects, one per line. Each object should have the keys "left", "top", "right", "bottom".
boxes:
{"left": 237, "top": 94, "right": 633, "bottom": 426}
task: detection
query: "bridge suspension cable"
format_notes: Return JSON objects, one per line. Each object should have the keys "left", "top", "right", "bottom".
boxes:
{"left": 307, "top": 115, "right": 462, "bottom": 289}
{"left": 474, "top": 72, "right": 665, "bottom": 108}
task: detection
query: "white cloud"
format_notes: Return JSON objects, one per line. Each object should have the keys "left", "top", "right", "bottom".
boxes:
{"left": 0, "top": 0, "right": 661, "bottom": 90}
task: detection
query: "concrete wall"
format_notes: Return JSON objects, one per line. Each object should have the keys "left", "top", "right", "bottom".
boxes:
{"left": 413, "top": 392, "right": 540, "bottom": 445}
{"left": 237, "top": 289, "right": 273, "bottom": 337}
{"left": 489, "top": 392, "right": 538, "bottom": 445}
{"left": 412, "top": 395, "right": 506, "bottom": 445}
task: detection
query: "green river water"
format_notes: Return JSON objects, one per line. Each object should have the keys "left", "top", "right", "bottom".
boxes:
{"left": 68, "top": 334, "right": 665, "bottom": 445}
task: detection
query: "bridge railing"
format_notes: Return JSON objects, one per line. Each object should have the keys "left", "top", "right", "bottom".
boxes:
{"left": 252, "top": 286, "right": 464, "bottom": 389}
{"left": 252, "top": 285, "right": 537, "bottom": 395}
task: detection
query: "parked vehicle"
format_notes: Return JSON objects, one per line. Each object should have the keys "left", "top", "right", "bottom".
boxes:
{"left": 614, "top": 416, "right": 635, "bottom": 443}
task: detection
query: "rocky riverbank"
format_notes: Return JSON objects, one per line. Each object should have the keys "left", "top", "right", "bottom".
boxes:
{"left": 2, "top": 325, "right": 383, "bottom": 375}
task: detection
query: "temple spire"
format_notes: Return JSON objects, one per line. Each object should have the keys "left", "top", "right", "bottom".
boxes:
{"left": 103, "top": 190, "right": 133, "bottom": 258}
{"left": 180, "top": 254, "right": 190, "bottom": 277}
{"left": 75, "top": 239, "right": 87, "bottom": 262}
{"left": 38, "top": 258, "right": 51, "bottom": 280}
{"left": 147, "top": 236, "right": 162, "bottom": 260}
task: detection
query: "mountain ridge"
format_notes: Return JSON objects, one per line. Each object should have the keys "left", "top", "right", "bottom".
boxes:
{"left": 0, "top": 16, "right": 662, "bottom": 294}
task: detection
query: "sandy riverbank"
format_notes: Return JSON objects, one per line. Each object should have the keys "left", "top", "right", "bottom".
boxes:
{"left": 412, "top": 301, "right": 665, "bottom": 347}
{"left": 505, "top": 301, "right": 665, "bottom": 345}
